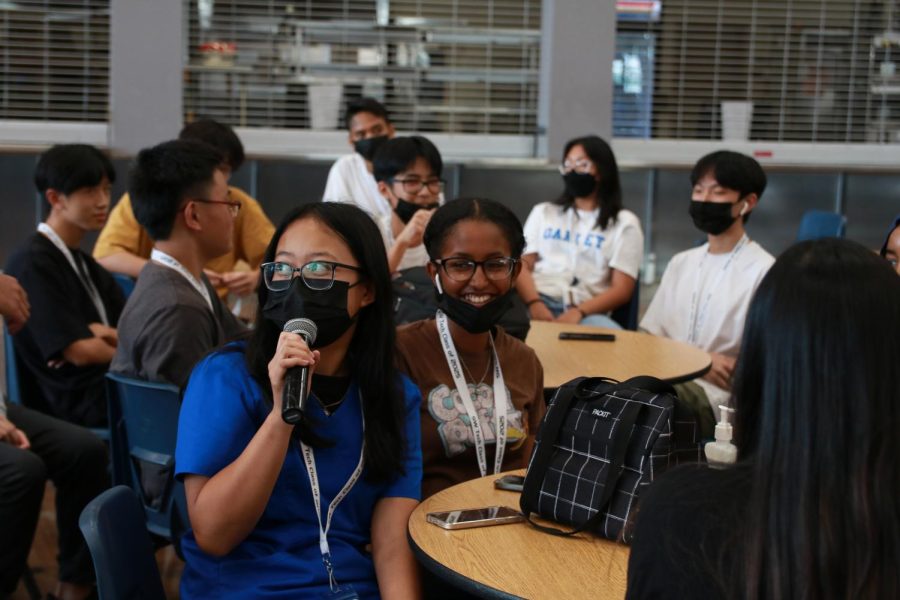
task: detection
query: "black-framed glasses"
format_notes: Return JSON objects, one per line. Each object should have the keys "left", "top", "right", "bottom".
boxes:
{"left": 432, "top": 257, "right": 518, "bottom": 282}
{"left": 389, "top": 177, "right": 445, "bottom": 195}
{"left": 194, "top": 197, "right": 242, "bottom": 217}
{"left": 261, "top": 260, "right": 363, "bottom": 291}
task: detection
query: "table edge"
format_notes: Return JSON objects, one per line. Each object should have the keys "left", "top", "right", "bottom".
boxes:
{"left": 407, "top": 529, "right": 523, "bottom": 600}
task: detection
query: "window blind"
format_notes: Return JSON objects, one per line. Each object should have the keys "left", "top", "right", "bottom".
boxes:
{"left": 0, "top": 1, "right": 109, "bottom": 122}
{"left": 183, "top": 0, "right": 541, "bottom": 135}
{"left": 616, "top": 0, "right": 889, "bottom": 143}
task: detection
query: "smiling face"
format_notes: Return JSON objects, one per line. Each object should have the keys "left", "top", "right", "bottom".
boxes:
{"left": 426, "top": 218, "right": 521, "bottom": 308}
{"left": 50, "top": 176, "right": 112, "bottom": 231}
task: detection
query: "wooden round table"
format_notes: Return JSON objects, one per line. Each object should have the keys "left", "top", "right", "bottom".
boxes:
{"left": 525, "top": 321, "right": 711, "bottom": 388}
{"left": 408, "top": 470, "right": 630, "bottom": 599}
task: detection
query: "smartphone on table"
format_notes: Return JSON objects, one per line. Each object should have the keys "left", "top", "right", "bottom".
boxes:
{"left": 493, "top": 474, "right": 525, "bottom": 492}
{"left": 426, "top": 506, "right": 524, "bottom": 530}
{"left": 558, "top": 332, "right": 616, "bottom": 341}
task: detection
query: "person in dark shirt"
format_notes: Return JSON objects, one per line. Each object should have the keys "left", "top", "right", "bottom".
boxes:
{"left": 5, "top": 144, "right": 124, "bottom": 427}
{"left": 627, "top": 239, "right": 900, "bottom": 600}
{"left": 110, "top": 139, "right": 245, "bottom": 389}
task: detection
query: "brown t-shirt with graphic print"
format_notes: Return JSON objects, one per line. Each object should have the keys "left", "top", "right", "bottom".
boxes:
{"left": 396, "top": 319, "right": 545, "bottom": 499}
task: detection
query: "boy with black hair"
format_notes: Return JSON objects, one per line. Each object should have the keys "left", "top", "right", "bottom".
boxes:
{"left": 111, "top": 139, "right": 245, "bottom": 389}
{"left": 93, "top": 118, "right": 274, "bottom": 299}
{"left": 640, "top": 150, "right": 774, "bottom": 433}
{"left": 5, "top": 144, "right": 125, "bottom": 427}
{"left": 323, "top": 97, "right": 396, "bottom": 223}
{"left": 372, "top": 135, "right": 444, "bottom": 272}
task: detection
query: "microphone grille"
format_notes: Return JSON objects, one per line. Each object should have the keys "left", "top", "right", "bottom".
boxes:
{"left": 284, "top": 318, "right": 317, "bottom": 344}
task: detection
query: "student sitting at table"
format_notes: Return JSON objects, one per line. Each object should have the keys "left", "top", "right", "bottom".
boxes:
{"left": 5, "top": 144, "right": 125, "bottom": 427}
{"left": 372, "top": 135, "right": 444, "bottom": 273}
{"left": 396, "top": 198, "right": 545, "bottom": 499}
{"left": 880, "top": 213, "right": 900, "bottom": 275}
{"left": 627, "top": 238, "right": 900, "bottom": 600}
{"left": 175, "top": 202, "right": 422, "bottom": 599}
{"left": 640, "top": 150, "right": 774, "bottom": 436}
{"left": 516, "top": 135, "right": 644, "bottom": 329}
{"left": 93, "top": 119, "right": 274, "bottom": 300}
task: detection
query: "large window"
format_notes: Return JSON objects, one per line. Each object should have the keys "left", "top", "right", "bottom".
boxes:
{"left": 0, "top": 1, "right": 109, "bottom": 122}
{"left": 616, "top": 1, "right": 889, "bottom": 143}
{"left": 183, "top": 0, "right": 541, "bottom": 134}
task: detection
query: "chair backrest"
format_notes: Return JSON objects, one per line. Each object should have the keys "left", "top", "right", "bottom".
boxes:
{"left": 111, "top": 273, "right": 136, "bottom": 299}
{"left": 78, "top": 486, "right": 166, "bottom": 600}
{"left": 610, "top": 277, "right": 640, "bottom": 331}
{"left": 3, "top": 325, "right": 22, "bottom": 405}
{"left": 105, "top": 372, "right": 186, "bottom": 545}
{"left": 796, "top": 209, "right": 847, "bottom": 242}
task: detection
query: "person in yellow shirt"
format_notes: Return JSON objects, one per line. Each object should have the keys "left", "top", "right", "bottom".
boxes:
{"left": 93, "top": 119, "right": 275, "bottom": 298}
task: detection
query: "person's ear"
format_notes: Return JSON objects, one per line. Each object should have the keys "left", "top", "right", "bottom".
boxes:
{"left": 182, "top": 200, "right": 202, "bottom": 232}
{"left": 377, "top": 181, "right": 397, "bottom": 207}
{"left": 348, "top": 132, "right": 356, "bottom": 148}
{"left": 386, "top": 123, "right": 396, "bottom": 138}
{"left": 740, "top": 193, "right": 758, "bottom": 216}
{"left": 511, "top": 259, "right": 524, "bottom": 282}
{"left": 426, "top": 261, "right": 437, "bottom": 281}
{"left": 45, "top": 188, "right": 64, "bottom": 212}
{"left": 358, "top": 279, "right": 376, "bottom": 308}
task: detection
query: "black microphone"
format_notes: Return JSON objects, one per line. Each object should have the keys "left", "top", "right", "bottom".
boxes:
{"left": 282, "top": 318, "right": 318, "bottom": 425}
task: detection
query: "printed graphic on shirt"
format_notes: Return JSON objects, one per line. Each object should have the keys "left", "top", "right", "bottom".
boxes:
{"left": 541, "top": 226, "right": 606, "bottom": 250}
{"left": 427, "top": 383, "right": 526, "bottom": 457}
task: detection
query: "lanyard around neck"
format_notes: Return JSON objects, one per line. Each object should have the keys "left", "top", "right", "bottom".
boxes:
{"left": 37, "top": 223, "right": 109, "bottom": 325}
{"left": 436, "top": 310, "right": 509, "bottom": 478}
{"left": 687, "top": 234, "right": 749, "bottom": 346}
{"left": 150, "top": 248, "right": 213, "bottom": 312}
{"left": 299, "top": 401, "right": 365, "bottom": 593}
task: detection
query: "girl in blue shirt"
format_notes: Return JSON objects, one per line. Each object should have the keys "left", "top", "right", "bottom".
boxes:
{"left": 176, "top": 203, "right": 422, "bottom": 599}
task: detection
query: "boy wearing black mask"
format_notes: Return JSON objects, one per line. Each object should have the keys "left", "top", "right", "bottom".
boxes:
{"left": 641, "top": 150, "right": 774, "bottom": 436}
{"left": 323, "top": 97, "right": 396, "bottom": 223}
{"left": 372, "top": 135, "right": 444, "bottom": 273}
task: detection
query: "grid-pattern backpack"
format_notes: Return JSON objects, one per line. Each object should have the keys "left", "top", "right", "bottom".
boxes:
{"left": 519, "top": 376, "right": 677, "bottom": 542}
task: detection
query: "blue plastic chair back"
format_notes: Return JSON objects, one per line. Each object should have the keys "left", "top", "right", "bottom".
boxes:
{"left": 78, "top": 486, "right": 166, "bottom": 600}
{"left": 105, "top": 372, "right": 186, "bottom": 546}
{"left": 796, "top": 210, "right": 847, "bottom": 242}
{"left": 3, "top": 325, "right": 22, "bottom": 405}
{"left": 610, "top": 276, "right": 640, "bottom": 331}
{"left": 111, "top": 273, "right": 136, "bottom": 299}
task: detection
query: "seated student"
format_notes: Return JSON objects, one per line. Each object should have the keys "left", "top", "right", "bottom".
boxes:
{"left": 93, "top": 119, "right": 274, "bottom": 299}
{"left": 627, "top": 239, "right": 900, "bottom": 600}
{"left": 396, "top": 198, "right": 544, "bottom": 498}
{"left": 175, "top": 203, "right": 421, "bottom": 599}
{"left": 516, "top": 135, "right": 643, "bottom": 329}
{"left": 881, "top": 214, "right": 900, "bottom": 275}
{"left": 5, "top": 144, "right": 125, "bottom": 426}
{"left": 640, "top": 150, "right": 774, "bottom": 434}
{"left": 0, "top": 273, "right": 109, "bottom": 600}
{"left": 111, "top": 140, "right": 245, "bottom": 389}
{"left": 372, "top": 135, "right": 444, "bottom": 273}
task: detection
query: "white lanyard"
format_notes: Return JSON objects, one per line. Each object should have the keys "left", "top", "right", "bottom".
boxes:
{"left": 687, "top": 235, "right": 749, "bottom": 346}
{"left": 150, "top": 248, "right": 213, "bottom": 312}
{"left": 300, "top": 403, "right": 365, "bottom": 592}
{"left": 38, "top": 223, "right": 109, "bottom": 325}
{"left": 436, "top": 310, "right": 509, "bottom": 478}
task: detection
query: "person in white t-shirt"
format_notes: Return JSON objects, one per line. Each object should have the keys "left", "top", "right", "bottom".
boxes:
{"left": 322, "top": 97, "right": 396, "bottom": 222}
{"left": 640, "top": 150, "right": 775, "bottom": 433}
{"left": 372, "top": 135, "right": 444, "bottom": 273}
{"left": 517, "top": 135, "right": 644, "bottom": 329}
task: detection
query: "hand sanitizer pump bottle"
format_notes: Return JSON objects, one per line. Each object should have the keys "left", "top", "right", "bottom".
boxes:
{"left": 704, "top": 405, "right": 737, "bottom": 468}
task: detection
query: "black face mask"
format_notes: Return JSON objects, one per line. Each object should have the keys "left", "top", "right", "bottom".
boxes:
{"left": 354, "top": 135, "right": 389, "bottom": 162}
{"left": 262, "top": 279, "right": 359, "bottom": 348}
{"left": 394, "top": 197, "right": 439, "bottom": 224}
{"left": 563, "top": 172, "right": 597, "bottom": 198}
{"left": 689, "top": 200, "right": 744, "bottom": 235}
{"left": 434, "top": 277, "right": 513, "bottom": 334}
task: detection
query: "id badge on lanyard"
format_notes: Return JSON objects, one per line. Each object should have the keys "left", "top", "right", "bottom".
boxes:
{"left": 435, "top": 310, "right": 509, "bottom": 477}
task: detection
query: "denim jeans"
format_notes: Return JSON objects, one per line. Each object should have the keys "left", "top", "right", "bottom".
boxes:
{"left": 539, "top": 293, "right": 622, "bottom": 330}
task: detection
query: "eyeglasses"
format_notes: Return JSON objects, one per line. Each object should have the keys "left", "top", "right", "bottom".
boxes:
{"left": 194, "top": 197, "right": 242, "bottom": 217}
{"left": 390, "top": 177, "right": 445, "bottom": 195}
{"left": 432, "top": 257, "right": 518, "bottom": 282}
{"left": 261, "top": 260, "right": 363, "bottom": 291}
{"left": 558, "top": 159, "right": 594, "bottom": 175}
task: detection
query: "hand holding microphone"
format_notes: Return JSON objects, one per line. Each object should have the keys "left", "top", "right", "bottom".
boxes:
{"left": 267, "top": 318, "right": 318, "bottom": 424}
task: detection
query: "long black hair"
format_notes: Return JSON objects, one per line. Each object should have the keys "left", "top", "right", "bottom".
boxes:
{"left": 553, "top": 135, "right": 623, "bottom": 230}
{"left": 731, "top": 238, "right": 900, "bottom": 599}
{"left": 244, "top": 203, "right": 406, "bottom": 483}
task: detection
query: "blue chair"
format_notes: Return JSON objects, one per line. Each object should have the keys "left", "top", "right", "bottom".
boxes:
{"left": 105, "top": 372, "right": 186, "bottom": 553}
{"left": 610, "top": 276, "right": 640, "bottom": 331}
{"left": 111, "top": 273, "right": 136, "bottom": 299}
{"left": 796, "top": 210, "right": 847, "bottom": 241}
{"left": 78, "top": 486, "right": 166, "bottom": 600}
